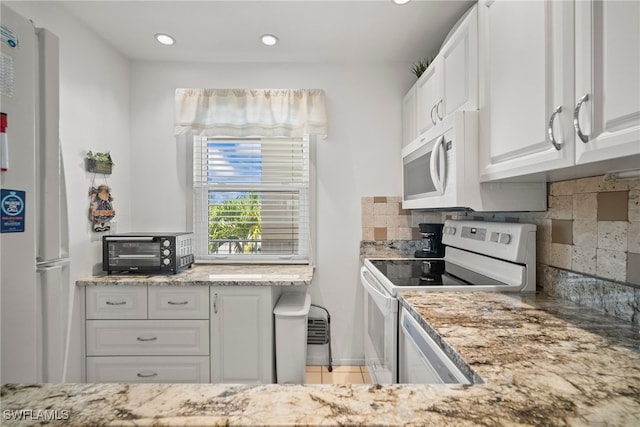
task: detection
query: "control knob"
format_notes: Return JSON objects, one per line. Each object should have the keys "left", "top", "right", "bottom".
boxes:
{"left": 163, "top": 258, "right": 171, "bottom": 265}
{"left": 163, "top": 249, "right": 171, "bottom": 256}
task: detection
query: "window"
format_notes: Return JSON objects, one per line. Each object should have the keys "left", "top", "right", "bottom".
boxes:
{"left": 193, "top": 137, "right": 311, "bottom": 263}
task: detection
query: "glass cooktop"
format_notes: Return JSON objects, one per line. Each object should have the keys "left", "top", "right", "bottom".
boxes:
{"left": 368, "top": 259, "right": 506, "bottom": 288}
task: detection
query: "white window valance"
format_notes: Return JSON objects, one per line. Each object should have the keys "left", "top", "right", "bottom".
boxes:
{"left": 175, "top": 88, "right": 328, "bottom": 138}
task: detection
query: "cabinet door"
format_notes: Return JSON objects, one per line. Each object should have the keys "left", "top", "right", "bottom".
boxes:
{"left": 478, "top": 0, "right": 574, "bottom": 181}
{"left": 417, "top": 58, "right": 442, "bottom": 135}
{"left": 440, "top": 4, "right": 478, "bottom": 117}
{"left": 574, "top": 0, "right": 640, "bottom": 165}
{"left": 210, "top": 287, "right": 273, "bottom": 383}
{"left": 401, "top": 83, "right": 418, "bottom": 147}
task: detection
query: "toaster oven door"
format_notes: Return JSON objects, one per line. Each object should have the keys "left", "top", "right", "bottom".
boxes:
{"left": 106, "top": 238, "right": 161, "bottom": 270}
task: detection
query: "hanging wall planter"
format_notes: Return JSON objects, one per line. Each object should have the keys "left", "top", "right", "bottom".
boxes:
{"left": 85, "top": 151, "right": 114, "bottom": 175}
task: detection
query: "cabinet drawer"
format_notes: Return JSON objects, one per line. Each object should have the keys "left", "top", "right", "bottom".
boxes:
{"left": 148, "top": 286, "right": 209, "bottom": 319}
{"left": 86, "top": 320, "right": 209, "bottom": 356}
{"left": 86, "top": 286, "right": 147, "bottom": 319}
{"left": 87, "top": 356, "right": 209, "bottom": 383}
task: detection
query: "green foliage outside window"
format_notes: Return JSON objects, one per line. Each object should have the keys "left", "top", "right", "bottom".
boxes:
{"left": 208, "top": 193, "right": 261, "bottom": 254}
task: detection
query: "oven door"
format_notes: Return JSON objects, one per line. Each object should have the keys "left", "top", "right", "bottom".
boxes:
{"left": 360, "top": 266, "right": 398, "bottom": 384}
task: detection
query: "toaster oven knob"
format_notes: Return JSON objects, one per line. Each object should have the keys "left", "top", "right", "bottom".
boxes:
{"left": 163, "top": 249, "right": 171, "bottom": 256}
{"left": 162, "top": 240, "right": 171, "bottom": 247}
{"left": 163, "top": 258, "right": 171, "bottom": 265}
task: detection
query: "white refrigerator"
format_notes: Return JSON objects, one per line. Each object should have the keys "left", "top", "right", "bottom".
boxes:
{"left": 1, "top": 4, "right": 70, "bottom": 383}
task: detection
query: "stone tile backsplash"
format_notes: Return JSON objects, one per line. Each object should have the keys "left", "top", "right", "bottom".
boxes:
{"left": 361, "top": 196, "right": 445, "bottom": 242}
{"left": 361, "top": 174, "right": 640, "bottom": 286}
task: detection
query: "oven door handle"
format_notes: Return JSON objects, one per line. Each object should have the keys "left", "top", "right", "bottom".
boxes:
{"left": 360, "top": 267, "right": 397, "bottom": 315}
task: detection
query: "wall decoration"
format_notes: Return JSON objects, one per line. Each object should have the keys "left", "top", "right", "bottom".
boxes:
{"left": 89, "top": 184, "right": 115, "bottom": 232}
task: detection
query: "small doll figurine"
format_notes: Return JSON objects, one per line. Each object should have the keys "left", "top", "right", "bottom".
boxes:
{"left": 89, "top": 184, "right": 115, "bottom": 232}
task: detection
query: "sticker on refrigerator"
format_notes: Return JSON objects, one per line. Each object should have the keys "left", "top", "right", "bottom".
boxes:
{"left": 0, "top": 25, "right": 19, "bottom": 49}
{"left": 0, "top": 52, "right": 14, "bottom": 97}
{"left": 1, "top": 189, "right": 25, "bottom": 233}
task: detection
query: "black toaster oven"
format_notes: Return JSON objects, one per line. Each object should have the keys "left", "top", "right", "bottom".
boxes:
{"left": 103, "top": 232, "right": 194, "bottom": 274}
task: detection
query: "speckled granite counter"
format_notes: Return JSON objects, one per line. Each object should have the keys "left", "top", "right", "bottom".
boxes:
{"left": 76, "top": 264, "right": 314, "bottom": 287}
{"left": 2, "top": 292, "right": 639, "bottom": 426}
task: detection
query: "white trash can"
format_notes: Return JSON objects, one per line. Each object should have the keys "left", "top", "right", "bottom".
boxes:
{"left": 274, "top": 292, "right": 311, "bottom": 384}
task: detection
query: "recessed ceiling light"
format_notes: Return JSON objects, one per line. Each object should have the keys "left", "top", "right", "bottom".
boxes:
{"left": 261, "top": 34, "right": 279, "bottom": 46}
{"left": 155, "top": 33, "right": 175, "bottom": 46}
{"left": 392, "top": 0, "right": 411, "bottom": 5}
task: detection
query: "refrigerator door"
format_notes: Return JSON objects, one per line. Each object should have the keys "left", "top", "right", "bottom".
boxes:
{"left": 36, "top": 28, "right": 67, "bottom": 262}
{"left": 1, "top": 3, "right": 39, "bottom": 383}
{"left": 1, "top": 5, "right": 64, "bottom": 383}
{"left": 36, "top": 260, "right": 72, "bottom": 382}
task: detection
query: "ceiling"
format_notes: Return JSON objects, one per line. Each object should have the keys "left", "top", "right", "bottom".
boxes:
{"left": 56, "top": 0, "right": 475, "bottom": 64}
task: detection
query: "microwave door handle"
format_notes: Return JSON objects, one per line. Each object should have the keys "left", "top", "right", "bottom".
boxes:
{"left": 438, "top": 137, "right": 446, "bottom": 193}
{"left": 430, "top": 136, "right": 445, "bottom": 195}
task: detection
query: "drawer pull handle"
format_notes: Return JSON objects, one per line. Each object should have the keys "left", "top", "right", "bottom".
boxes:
{"left": 136, "top": 372, "right": 158, "bottom": 378}
{"left": 167, "top": 300, "right": 189, "bottom": 305}
{"left": 136, "top": 336, "right": 158, "bottom": 342}
{"left": 105, "top": 301, "right": 126, "bottom": 306}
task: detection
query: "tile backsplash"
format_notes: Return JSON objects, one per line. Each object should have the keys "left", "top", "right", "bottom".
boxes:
{"left": 361, "top": 174, "right": 640, "bottom": 285}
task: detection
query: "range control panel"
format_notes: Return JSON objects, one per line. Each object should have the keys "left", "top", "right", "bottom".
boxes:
{"left": 442, "top": 220, "right": 536, "bottom": 263}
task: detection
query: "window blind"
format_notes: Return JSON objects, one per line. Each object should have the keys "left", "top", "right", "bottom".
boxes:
{"left": 193, "top": 137, "right": 310, "bottom": 263}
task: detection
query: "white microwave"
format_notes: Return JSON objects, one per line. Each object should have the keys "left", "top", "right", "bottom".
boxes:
{"left": 401, "top": 111, "right": 547, "bottom": 211}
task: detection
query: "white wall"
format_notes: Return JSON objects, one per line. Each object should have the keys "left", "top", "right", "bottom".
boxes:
{"left": 5, "top": 1, "right": 132, "bottom": 381}
{"left": 129, "top": 61, "right": 410, "bottom": 364}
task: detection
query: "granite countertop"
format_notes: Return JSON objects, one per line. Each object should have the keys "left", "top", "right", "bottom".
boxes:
{"left": 76, "top": 264, "right": 314, "bottom": 287}
{"left": 2, "top": 292, "right": 639, "bottom": 426}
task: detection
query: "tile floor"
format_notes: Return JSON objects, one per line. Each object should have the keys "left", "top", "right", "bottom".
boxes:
{"left": 305, "top": 365, "right": 371, "bottom": 384}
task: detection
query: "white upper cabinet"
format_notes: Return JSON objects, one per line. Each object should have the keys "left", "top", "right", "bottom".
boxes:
{"left": 416, "top": 58, "right": 442, "bottom": 135}
{"left": 478, "top": 0, "right": 575, "bottom": 182}
{"left": 401, "top": 83, "right": 418, "bottom": 147}
{"left": 410, "top": 4, "right": 479, "bottom": 141}
{"left": 574, "top": 0, "right": 640, "bottom": 165}
{"left": 479, "top": 0, "right": 640, "bottom": 182}
{"left": 440, "top": 4, "right": 478, "bottom": 117}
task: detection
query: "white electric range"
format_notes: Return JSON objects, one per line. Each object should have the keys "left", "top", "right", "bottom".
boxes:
{"left": 360, "top": 219, "right": 537, "bottom": 384}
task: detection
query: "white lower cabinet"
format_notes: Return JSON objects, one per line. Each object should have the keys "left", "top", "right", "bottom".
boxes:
{"left": 85, "top": 285, "right": 278, "bottom": 384}
{"left": 85, "top": 285, "right": 211, "bottom": 384}
{"left": 210, "top": 287, "right": 276, "bottom": 384}
{"left": 87, "top": 356, "right": 209, "bottom": 383}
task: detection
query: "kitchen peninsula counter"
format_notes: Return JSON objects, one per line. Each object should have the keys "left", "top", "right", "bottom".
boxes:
{"left": 76, "top": 263, "right": 314, "bottom": 287}
{"left": 3, "top": 292, "right": 639, "bottom": 426}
